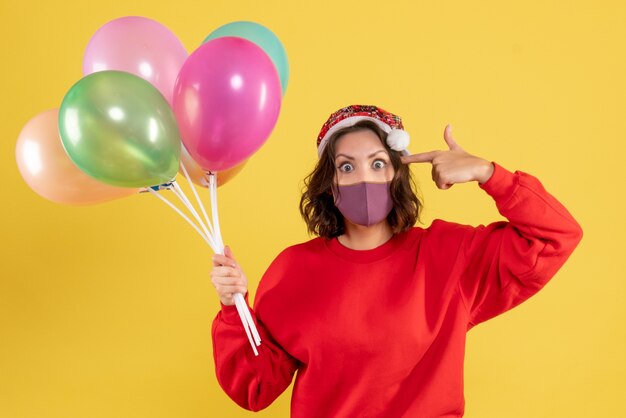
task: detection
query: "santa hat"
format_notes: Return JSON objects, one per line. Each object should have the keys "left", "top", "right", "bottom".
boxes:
{"left": 316, "top": 105, "right": 410, "bottom": 158}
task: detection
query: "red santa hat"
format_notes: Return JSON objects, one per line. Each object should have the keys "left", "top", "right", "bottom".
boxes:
{"left": 316, "top": 105, "right": 410, "bottom": 158}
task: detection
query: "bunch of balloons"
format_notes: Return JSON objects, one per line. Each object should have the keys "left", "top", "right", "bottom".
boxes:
{"left": 16, "top": 16, "right": 288, "bottom": 202}
{"left": 15, "top": 17, "right": 289, "bottom": 356}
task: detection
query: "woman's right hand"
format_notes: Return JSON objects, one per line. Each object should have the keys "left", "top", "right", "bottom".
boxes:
{"left": 211, "top": 245, "right": 249, "bottom": 306}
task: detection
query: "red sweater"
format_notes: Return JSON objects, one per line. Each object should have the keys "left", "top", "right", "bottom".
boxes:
{"left": 211, "top": 162, "right": 583, "bottom": 417}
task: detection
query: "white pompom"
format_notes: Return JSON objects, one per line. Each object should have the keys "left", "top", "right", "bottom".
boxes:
{"left": 386, "top": 129, "right": 410, "bottom": 152}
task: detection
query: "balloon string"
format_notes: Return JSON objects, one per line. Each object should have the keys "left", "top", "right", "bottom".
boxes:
{"left": 209, "top": 173, "right": 225, "bottom": 250}
{"left": 234, "top": 296, "right": 259, "bottom": 356}
{"left": 169, "top": 185, "right": 220, "bottom": 252}
{"left": 238, "top": 294, "right": 261, "bottom": 346}
{"left": 150, "top": 174, "right": 261, "bottom": 353}
{"left": 179, "top": 161, "right": 216, "bottom": 238}
{"left": 170, "top": 181, "right": 218, "bottom": 250}
{"left": 208, "top": 172, "right": 261, "bottom": 347}
{"left": 146, "top": 188, "right": 215, "bottom": 249}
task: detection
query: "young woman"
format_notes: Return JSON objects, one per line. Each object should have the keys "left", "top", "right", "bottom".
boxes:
{"left": 210, "top": 105, "right": 583, "bottom": 417}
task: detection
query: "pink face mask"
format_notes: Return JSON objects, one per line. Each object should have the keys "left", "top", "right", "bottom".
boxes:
{"left": 332, "top": 181, "right": 394, "bottom": 227}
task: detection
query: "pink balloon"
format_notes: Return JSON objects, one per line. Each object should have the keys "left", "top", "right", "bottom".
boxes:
{"left": 83, "top": 16, "right": 187, "bottom": 105}
{"left": 173, "top": 37, "right": 282, "bottom": 172}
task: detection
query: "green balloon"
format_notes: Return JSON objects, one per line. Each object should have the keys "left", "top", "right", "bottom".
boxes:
{"left": 59, "top": 70, "right": 181, "bottom": 188}
{"left": 204, "top": 21, "right": 289, "bottom": 95}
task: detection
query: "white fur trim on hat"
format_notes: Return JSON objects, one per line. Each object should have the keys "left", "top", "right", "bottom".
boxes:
{"left": 387, "top": 129, "right": 411, "bottom": 154}
{"left": 317, "top": 116, "right": 411, "bottom": 157}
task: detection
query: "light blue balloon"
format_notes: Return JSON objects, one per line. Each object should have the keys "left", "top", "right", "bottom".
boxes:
{"left": 204, "top": 21, "right": 289, "bottom": 95}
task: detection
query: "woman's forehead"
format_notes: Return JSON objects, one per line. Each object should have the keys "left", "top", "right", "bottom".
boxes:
{"left": 334, "top": 130, "right": 386, "bottom": 157}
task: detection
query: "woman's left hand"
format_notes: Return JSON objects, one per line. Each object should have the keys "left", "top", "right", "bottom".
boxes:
{"left": 400, "top": 124, "right": 494, "bottom": 189}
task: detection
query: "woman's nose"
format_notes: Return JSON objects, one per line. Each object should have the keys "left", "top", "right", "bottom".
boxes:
{"left": 357, "top": 166, "right": 388, "bottom": 183}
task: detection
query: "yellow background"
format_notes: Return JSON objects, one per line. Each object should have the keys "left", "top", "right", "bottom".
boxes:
{"left": 1, "top": 0, "right": 624, "bottom": 417}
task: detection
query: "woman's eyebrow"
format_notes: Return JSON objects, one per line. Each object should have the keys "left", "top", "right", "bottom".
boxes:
{"left": 335, "top": 150, "right": 387, "bottom": 160}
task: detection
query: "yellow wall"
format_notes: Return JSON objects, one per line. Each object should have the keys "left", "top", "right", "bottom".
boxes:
{"left": 1, "top": 0, "right": 624, "bottom": 417}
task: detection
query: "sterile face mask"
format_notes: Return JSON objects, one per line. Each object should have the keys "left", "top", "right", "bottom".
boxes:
{"left": 332, "top": 181, "right": 394, "bottom": 227}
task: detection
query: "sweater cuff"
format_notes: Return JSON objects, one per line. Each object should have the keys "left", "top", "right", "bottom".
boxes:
{"left": 478, "top": 161, "right": 519, "bottom": 204}
{"left": 219, "top": 292, "right": 251, "bottom": 325}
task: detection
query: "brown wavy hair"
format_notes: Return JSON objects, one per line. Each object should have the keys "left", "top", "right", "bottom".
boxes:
{"left": 299, "top": 120, "right": 423, "bottom": 239}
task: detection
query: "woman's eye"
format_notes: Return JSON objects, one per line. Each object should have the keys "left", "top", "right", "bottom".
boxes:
{"left": 372, "top": 159, "right": 387, "bottom": 169}
{"left": 338, "top": 163, "right": 354, "bottom": 172}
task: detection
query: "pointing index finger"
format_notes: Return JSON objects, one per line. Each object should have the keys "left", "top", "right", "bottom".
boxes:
{"left": 401, "top": 150, "right": 440, "bottom": 164}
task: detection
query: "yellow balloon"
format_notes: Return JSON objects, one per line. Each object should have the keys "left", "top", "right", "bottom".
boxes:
{"left": 179, "top": 144, "right": 247, "bottom": 188}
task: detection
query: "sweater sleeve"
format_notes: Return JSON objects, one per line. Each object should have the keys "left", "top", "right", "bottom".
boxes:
{"left": 456, "top": 161, "right": 583, "bottom": 329}
{"left": 211, "top": 260, "right": 300, "bottom": 411}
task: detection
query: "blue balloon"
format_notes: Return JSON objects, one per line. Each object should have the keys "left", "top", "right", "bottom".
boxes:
{"left": 204, "top": 21, "right": 289, "bottom": 95}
